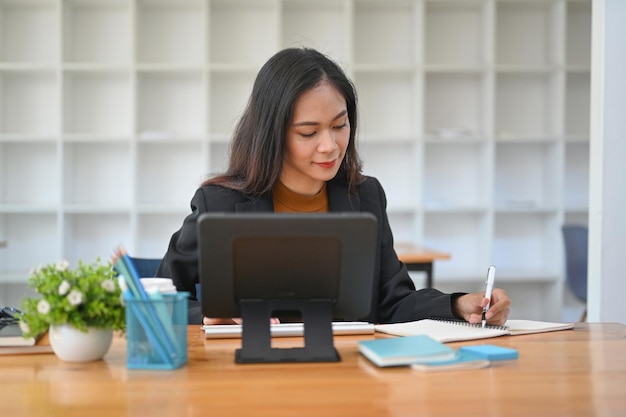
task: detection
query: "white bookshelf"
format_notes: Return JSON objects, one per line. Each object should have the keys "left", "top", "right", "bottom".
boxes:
{"left": 0, "top": 0, "right": 591, "bottom": 321}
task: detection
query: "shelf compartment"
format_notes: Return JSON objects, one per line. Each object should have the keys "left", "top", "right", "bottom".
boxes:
{"left": 0, "top": 70, "right": 58, "bottom": 134}
{"left": 62, "top": 142, "right": 131, "bottom": 206}
{"left": 209, "top": 71, "right": 255, "bottom": 135}
{"left": 353, "top": 71, "right": 417, "bottom": 138}
{"left": 493, "top": 212, "right": 560, "bottom": 274}
{"left": 63, "top": 71, "right": 131, "bottom": 135}
{"left": 62, "top": 213, "right": 131, "bottom": 266}
{"left": 136, "top": 213, "right": 187, "bottom": 258}
{"left": 0, "top": 0, "right": 57, "bottom": 64}
{"left": 495, "top": 72, "right": 558, "bottom": 137}
{"left": 501, "top": 281, "right": 562, "bottom": 321}
{"left": 208, "top": 142, "right": 229, "bottom": 177}
{"left": 1, "top": 142, "right": 58, "bottom": 205}
{"left": 565, "top": 72, "right": 590, "bottom": 137}
{"left": 62, "top": 0, "right": 131, "bottom": 64}
{"left": 565, "top": 0, "right": 591, "bottom": 67}
{"left": 359, "top": 141, "right": 417, "bottom": 211}
{"left": 137, "top": 71, "right": 204, "bottom": 138}
{"left": 495, "top": 0, "right": 559, "bottom": 67}
{"left": 423, "top": 142, "right": 489, "bottom": 209}
{"left": 424, "top": 0, "right": 485, "bottom": 67}
{"left": 354, "top": 0, "right": 417, "bottom": 66}
{"left": 281, "top": 0, "right": 348, "bottom": 63}
{"left": 423, "top": 212, "right": 489, "bottom": 277}
{"left": 563, "top": 142, "right": 589, "bottom": 211}
{"left": 424, "top": 72, "right": 485, "bottom": 138}
{"left": 136, "top": 142, "right": 203, "bottom": 207}
{"left": 494, "top": 142, "right": 560, "bottom": 209}
{"left": 136, "top": 0, "right": 205, "bottom": 65}
{"left": 209, "top": 0, "right": 276, "bottom": 66}
{"left": 0, "top": 213, "right": 59, "bottom": 279}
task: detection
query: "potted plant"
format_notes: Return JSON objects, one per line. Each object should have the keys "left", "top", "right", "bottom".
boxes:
{"left": 19, "top": 258, "right": 125, "bottom": 362}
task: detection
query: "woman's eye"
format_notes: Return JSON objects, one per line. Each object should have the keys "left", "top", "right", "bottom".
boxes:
{"left": 334, "top": 123, "right": 347, "bottom": 130}
{"left": 300, "top": 131, "right": 316, "bottom": 138}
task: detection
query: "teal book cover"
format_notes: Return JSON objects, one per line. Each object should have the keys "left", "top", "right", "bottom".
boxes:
{"left": 358, "top": 335, "right": 456, "bottom": 367}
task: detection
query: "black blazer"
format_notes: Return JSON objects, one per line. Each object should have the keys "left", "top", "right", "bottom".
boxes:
{"left": 157, "top": 176, "right": 460, "bottom": 324}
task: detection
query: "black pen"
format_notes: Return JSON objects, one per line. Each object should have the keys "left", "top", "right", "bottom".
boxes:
{"left": 482, "top": 266, "right": 496, "bottom": 328}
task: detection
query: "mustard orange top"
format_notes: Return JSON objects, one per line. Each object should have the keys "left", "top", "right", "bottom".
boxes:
{"left": 272, "top": 181, "right": 329, "bottom": 213}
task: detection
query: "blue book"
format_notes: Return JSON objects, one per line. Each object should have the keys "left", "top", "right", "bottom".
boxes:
{"left": 459, "top": 345, "right": 519, "bottom": 361}
{"left": 358, "top": 335, "right": 457, "bottom": 367}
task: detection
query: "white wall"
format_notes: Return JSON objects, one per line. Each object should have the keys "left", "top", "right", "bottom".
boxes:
{"left": 588, "top": 0, "right": 626, "bottom": 323}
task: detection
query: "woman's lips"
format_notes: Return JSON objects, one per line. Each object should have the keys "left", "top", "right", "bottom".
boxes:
{"left": 315, "top": 160, "right": 337, "bottom": 169}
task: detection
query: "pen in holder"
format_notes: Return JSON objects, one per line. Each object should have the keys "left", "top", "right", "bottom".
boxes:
{"left": 125, "top": 291, "right": 189, "bottom": 370}
{"left": 112, "top": 247, "right": 188, "bottom": 370}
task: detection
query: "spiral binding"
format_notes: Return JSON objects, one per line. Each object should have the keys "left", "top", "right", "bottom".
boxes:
{"left": 428, "top": 316, "right": 509, "bottom": 331}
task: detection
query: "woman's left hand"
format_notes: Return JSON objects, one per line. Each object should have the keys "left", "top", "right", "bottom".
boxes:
{"left": 454, "top": 288, "right": 511, "bottom": 326}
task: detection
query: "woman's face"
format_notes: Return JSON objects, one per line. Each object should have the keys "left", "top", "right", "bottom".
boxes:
{"left": 281, "top": 81, "right": 350, "bottom": 196}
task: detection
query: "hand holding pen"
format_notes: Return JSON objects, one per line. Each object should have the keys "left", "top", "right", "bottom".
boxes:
{"left": 452, "top": 271, "right": 511, "bottom": 326}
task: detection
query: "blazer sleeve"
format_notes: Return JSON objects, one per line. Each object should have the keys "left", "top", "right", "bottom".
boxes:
{"left": 364, "top": 178, "right": 462, "bottom": 323}
{"left": 156, "top": 187, "right": 208, "bottom": 300}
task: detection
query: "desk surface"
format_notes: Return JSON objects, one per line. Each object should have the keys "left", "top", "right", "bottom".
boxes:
{"left": 1, "top": 323, "right": 625, "bottom": 417}
{"left": 395, "top": 242, "right": 451, "bottom": 264}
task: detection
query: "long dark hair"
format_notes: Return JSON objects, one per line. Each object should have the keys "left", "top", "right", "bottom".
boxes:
{"left": 203, "top": 47, "right": 364, "bottom": 195}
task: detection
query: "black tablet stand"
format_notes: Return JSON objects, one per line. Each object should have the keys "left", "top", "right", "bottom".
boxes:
{"left": 235, "top": 298, "right": 340, "bottom": 363}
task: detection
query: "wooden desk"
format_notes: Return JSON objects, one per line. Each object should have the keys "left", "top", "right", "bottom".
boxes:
{"left": 1, "top": 323, "right": 625, "bottom": 417}
{"left": 395, "top": 243, "right": 451, "bottom": 288}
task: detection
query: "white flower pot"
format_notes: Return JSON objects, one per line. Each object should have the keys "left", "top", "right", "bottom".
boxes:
{"left": 49, "top": 324, "right": 113, "bottom": 362}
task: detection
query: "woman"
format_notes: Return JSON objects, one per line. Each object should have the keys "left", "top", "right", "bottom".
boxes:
{"left": 157, "top": 47, "right": 510, "bottom": 326}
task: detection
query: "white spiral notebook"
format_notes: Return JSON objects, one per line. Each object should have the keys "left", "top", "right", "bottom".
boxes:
{"left": 374, "top": 318, "right": 575, "bottom": 343}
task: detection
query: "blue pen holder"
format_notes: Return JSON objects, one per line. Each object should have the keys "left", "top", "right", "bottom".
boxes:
{"left": 125, "top": 292, "right": 189, "bottom": 370}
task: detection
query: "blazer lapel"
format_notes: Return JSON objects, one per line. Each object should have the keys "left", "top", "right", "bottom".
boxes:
{"left": 234, "top": 194, "right": 274, "bottom": 212}
{"left": 328, "top": 179, "right": 360, "bottom": 212}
